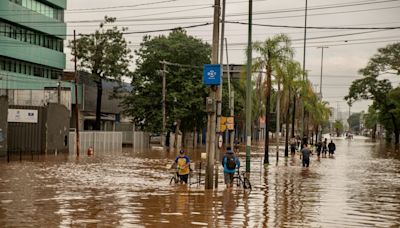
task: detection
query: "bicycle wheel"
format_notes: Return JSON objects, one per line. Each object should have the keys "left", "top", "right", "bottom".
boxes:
{"left": 243, "top": 177, "right": 252, "bottom": 190}
{"left": 169, "top": 176, "right": 176, "bottom": 184}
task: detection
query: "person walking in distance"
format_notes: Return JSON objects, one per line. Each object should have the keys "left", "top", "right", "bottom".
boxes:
{"left": 174, "top": 149, "right": 191, "bottom": 184}
{"left": 316, "top": 140, "right": 322, "bottom": 158}
{"left": 301, "top": 143, "right": 312, "bottom": 167}
{"left": 328, "top": 140, "right": 336, "bottom": 157}
{"left": 290, "top": 137, "right": 297, "bottom": 155}
{"left": 222, "top": 147, "right": 240, "bottom": 190}
{"left": 322, "top": 138, "right": 328, "bottom": 158}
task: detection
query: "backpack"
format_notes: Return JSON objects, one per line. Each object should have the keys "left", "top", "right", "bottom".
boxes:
{"left": 225, "top": 154, "right": 236, "bottom": 170}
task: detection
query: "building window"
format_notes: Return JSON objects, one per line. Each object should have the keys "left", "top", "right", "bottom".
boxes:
{"left": 10, "top": 0, "right": 64, "bottom": 21}
{"left": 0, "top": 20, "right": 64, "bottom": 53}
{"left": 0, "top": 56, "right": 62, "bottom": 79}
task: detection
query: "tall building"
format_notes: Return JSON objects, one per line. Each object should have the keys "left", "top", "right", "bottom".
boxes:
{"left": 0, "top": 0, "right": 70, "bottom": 106}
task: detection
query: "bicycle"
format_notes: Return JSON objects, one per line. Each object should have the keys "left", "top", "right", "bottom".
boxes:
{"left": 232, "top": 169, "right": 252, "bottom": 190}
{"left": 169, "top": 171, "right": 179, "bottom": 184}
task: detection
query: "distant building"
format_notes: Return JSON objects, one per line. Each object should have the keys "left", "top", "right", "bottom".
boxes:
{"left": 63, "top": 71, "right": 132, "bottom": 131}
{"left": 0, "top": 0, "right": 74, "bottom": 108}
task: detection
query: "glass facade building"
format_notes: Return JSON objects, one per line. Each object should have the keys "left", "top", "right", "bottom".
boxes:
{"left": 0, "top": 0, "right": 66, "bottom": 83}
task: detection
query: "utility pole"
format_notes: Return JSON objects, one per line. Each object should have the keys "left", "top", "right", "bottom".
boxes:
{"left": 225, "top": 38, "right": 234, "bottom": 149}
{"left": 317, "top": 46, "right": 328, "bottom": 98}
{"left": 205, "top": 0, "right": 220, "bottom": 190}
{"left": 214, "top": 0, "right": 226, "bottom": 189}
{"left": 74, "top": 30, "right": 80, "bottom": 157}
{"left": 301, "top": 0, "right": 308, "bottom": 143}
{"left": 245, "top": 0, "right": 253, "bottom": 172}
{"left": 161, "top": 60, "right": 167, "bottom": 151}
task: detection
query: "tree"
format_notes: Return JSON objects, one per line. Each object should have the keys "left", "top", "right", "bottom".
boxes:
{"left": 69, "top": 17, "right": 132, "bottom": 130}
{"left": 346, "top": 42, "right": 400, "bottom": 144}
{"left": 348, "top": 113, "right": 362, "bottom": 133}
{"left": 364, "top": 106, "right": 378, "bottom": 139}
{"left": 333, "top": 120, "right": 344, "bottom": 137}
{"left": 123, "top": 29, "right": 211, "bottom": 137}
{"left": 275, "top": 59, "right": 303, "bottom": 156}
{"left": 252, "top": 34, "right": 294, "bottom": 164}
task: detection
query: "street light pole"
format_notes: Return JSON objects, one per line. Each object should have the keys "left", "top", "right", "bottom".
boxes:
{"left": 161, "top": 60, "right": 167, "bottom": 151}
{"left": 301, "top": 0, "right": 308, "bottom": 143}
{"left": 225, "top": 38, "right": 234, "bottom": 149}
{"left": 73, "top": 30, "right": 80, "bottom": 157}
{"left": 245, "top": 0, "right": 253, "bottom": 173}
{"left": 317, "top": 46, "right": 328, "bottom": 98}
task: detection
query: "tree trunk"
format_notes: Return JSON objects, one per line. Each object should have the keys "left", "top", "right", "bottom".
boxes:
{"left": 291, "top": 94, "right": 296, "bottom": 138}
{"left": 285, "top": 89, "right": 291, "bottom": 157}
{"left": 371, "top": 124, "right": 376, "bottom": 139}
{"left": 174, "top": 120, "right": 181, "bottom": 152}
{"left": 193, "top": 127, "right": 197, "bottom": 148}
{"left": 95, "top": 79, "right": 103, "bottom": 130}
{"left": 264, "top": 66, "right": 272, "bottom": 164}
{"left": 390, "top": 113, "right": 399, "bottom": 144}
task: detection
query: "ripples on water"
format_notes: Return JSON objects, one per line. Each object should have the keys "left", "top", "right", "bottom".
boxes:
{"left": 0, "top": 137, "right": 399, "bottom": 227}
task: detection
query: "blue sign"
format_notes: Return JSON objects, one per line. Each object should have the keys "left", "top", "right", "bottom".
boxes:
{"left": 203, "top": 64, "right": 221, "bottom": 85}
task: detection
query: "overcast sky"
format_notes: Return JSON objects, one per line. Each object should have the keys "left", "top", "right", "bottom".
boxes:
{"left": 64, "top": 0, "right": 400, "bottom": 114}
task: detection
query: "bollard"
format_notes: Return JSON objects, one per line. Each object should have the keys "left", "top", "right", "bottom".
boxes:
{"left": 87, "top": 147, "right": 94, "bottom": 156}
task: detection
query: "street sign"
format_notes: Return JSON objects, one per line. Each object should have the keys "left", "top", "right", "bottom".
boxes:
{"left": 226, "top": 117, "right": 234, "bottom": 130}
{"left": 219, "top": 116, "right": 235, "bottom": 132}
{"left": 203, "top": 64, "right": 221, "bottom": 85}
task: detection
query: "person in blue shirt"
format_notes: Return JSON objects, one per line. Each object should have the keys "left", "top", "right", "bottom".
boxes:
{"left": 221, "top": 147, "right": 240, "bottom": 189}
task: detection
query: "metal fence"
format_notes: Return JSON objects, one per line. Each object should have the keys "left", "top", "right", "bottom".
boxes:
{"left": 69, "top": 131, "right": 123, "bottom": 154}
{"left": 128, "top": 131, "right": 150, "bottom": 149}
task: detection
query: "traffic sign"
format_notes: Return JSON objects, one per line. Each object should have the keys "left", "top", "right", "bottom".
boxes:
{"left": 203, "top": 64, "right": 221, "bottom": 85}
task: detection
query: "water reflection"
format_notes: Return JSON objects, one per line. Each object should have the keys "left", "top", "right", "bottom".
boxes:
{"left": 0, "top": 136, "right": 399, "bottom": 227}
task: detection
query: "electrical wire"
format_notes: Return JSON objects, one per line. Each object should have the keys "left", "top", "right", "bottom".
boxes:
{"left": 7, "top": 0, "right": 400, "bottom": 23}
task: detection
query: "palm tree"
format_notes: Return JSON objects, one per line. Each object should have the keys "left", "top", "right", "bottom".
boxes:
{"left": 252, "top": 34, "right": 294, "bottom": 164}
{"left": 300, "top": 80, "right": 331, "bottom": 143}
{"left": 275, "top": 60, "right": 303, "bottom": 156}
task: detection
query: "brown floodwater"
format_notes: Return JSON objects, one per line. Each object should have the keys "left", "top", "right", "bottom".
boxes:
{"left": 0, "top": 136, "right": 399, "bottom": 227}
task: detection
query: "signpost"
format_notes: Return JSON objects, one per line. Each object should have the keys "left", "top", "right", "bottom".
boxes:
{"left": 203, "top": 64, "right": 221, "bottom": 85}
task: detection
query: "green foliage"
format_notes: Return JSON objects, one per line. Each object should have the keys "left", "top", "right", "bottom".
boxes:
{"left": 69, "top": 16, "right": 132, "bottom": 82}
{"left": 346, "top": 42, "right": 400, "bottom": 144}
{"left": 122, "top": 29, "right": 211, "bottom": 133}
{"left": 333, "top": 120, "right": 344, "bottom": 136}
{"left": 364, "top": 106, "right": 378, "bottom": 129}
{"left": 347, "top": 113, "right": 361, "bottom": 132}
{"left": 68, "top": 16, "right": 132, "bottom": 129}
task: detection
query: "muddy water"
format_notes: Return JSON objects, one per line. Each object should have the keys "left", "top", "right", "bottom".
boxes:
{"left": 0, "top": 136, "right": 399, "bottom": 227}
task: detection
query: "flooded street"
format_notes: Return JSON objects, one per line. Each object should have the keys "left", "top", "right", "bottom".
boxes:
{"left": 0, "top": 136, "right": 399, "bottom": 227}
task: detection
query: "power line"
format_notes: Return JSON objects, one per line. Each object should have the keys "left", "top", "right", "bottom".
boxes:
{"left": 250, "top": 5, "right": 400, "bottom": 22}
{"left": 225, "top": 21, "right": 400, "bottom": 30}
{"left": 6, "top": 0, "right": 399, "bottom": 23}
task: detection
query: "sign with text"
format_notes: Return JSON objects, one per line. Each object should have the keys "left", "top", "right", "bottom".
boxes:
{"left": 203, "top": 64, "right": 221, "bottom": 85}
{"left": 8, "top": 109, "right": 38, "bottom": 123}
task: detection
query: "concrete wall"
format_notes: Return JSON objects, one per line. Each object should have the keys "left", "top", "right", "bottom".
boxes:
{"left": 0, "top": 96, "right": 8, "bottom": 156}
